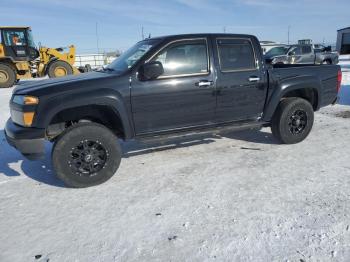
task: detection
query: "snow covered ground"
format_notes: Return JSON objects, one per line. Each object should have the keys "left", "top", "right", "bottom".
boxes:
{"left": 0, "top": 74, "right": 350, "bottom": 262}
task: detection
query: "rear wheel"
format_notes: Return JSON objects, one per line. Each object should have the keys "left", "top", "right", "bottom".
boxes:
{"left": 0, "top": 63, "right": 16, "bottom": 88}
{"left": 52, "top": 122, "right": 122, "bottom": 188}
{"left": 271, "top": 98, "right": 314, "bottom": 144}
{"left": 322, "top": 60, "right": 331, "bottom": 65}
{"left": 47, "top": 60, "right": 74, "bottom": 78}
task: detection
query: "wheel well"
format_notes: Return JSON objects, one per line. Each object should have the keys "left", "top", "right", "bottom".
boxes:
{"left": 282, "top": 88, "right": 318, "bottom": 110}
{"left": 0, "top": 59, "right": 17, "bottom": 71}
{"left": 47, "top": 105, "right": 125, "bottom": 139}
{"left": 44, "top": 58, "right": 58, "bottom": 74}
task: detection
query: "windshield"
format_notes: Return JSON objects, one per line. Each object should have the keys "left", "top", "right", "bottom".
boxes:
{"left": 26, "top": 29, "right": 36, "bottom": 48}
{"left": 265, "top": 46, "right": 288, "bottom": 57}
{"left": 107, "top": 39, "right": 160, "bottom": 72}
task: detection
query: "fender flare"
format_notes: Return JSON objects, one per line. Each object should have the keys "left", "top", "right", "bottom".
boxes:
{"left": 0, "top": 57, "right": 17, "bottom": 71}
{"left": 36, "top": 88, "right": 134, "bottom": 139}
{"left": 263, "top": 75, "right": 322, "bottom": 121}
{"left": 0, "top": 56, "right": 15, "bottom": 63}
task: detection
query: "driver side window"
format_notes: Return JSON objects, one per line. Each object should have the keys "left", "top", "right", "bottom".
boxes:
{"left": 3, "top": 30, "right": 26, "bottom": 46}
{"left": 289, "top": 47, "right": 302, "bottom": 55}
{"left": 152, "top": 39, "right": 209, "bottom": 77}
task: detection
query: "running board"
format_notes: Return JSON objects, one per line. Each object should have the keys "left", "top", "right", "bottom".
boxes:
{"left": 135, "top": 121, "right": 268, "bottom": 143}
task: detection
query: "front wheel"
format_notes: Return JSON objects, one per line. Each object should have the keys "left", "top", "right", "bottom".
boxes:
{"left": 0, "top": 63, "right": 16, "bottom": 88}
{"left": 271, "top": 98, "right": 314, "bottom": 144}
{"left": 47, "top": 60, "right": 74, "bottom": 78}
{"left": 52, "top": 122, "right": 122, "bottom": 188}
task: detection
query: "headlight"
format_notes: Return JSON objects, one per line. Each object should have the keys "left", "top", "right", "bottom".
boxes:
{"left": 11, "top": 95, "right": 39, "bottom": 126}
{"left": 13, "top": 95, "right": 39, "bottom": 105}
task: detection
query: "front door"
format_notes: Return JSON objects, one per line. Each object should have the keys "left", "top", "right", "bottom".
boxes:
{"left": 1, "top": 29, "right": 30, "bottom": 61}
{"left": 131, "top": 38, "right": 216, "bottom": 135}
{"left": 288, "top": 46, "right": 315, "bottom": 64}
{"left": 214, "top": 37, "right": 268, "bottom": 123}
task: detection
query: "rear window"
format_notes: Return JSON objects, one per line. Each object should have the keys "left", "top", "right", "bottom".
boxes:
{"left": 217, "top": 39, "right": 256, "bottom": 71}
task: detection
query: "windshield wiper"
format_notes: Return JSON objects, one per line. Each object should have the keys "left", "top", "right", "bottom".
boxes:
{"left": 97, "top": 67, "right": 115, "bottom": 72}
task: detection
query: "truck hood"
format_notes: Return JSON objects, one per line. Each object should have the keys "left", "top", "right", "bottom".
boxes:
{"left": 264, "top": 54, "right": 287, "bottom": 60}
{"left": 13, "top": 71, "right": 119, "bottom": 95}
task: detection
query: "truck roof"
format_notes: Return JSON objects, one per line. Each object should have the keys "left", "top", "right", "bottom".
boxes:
{"left": 146, "top": 33, "right": 257, "bottom": 41}
{"left": 0, "top": 26, "right": 30, "bottom": 29}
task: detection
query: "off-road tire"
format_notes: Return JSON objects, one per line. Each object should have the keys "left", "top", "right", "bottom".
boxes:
{"left": 52, "top": 122, "right": 122, "bottom": 188}
{"left": 47, "top": 60, "right": 74, "bottom": 78}
{"left": 271, "top": 97, "right": 314, "bottom": 144}
{"left": 0, "top": 63, "right": 16, "bottom": 88}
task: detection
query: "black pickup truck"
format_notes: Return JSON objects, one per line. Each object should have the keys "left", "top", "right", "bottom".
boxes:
{"left": 5, "top": 34, "right": 342, "bottom": 187}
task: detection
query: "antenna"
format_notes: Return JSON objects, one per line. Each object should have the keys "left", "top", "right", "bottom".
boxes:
{"left": 142, "top": 26, "right": 145, "bottom": 40}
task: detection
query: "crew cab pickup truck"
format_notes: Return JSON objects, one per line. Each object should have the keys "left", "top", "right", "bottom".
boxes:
{"left": 265, "top": 44, "right": 339, "bottom": 65}
{"left": 5, "top": 34, "right": 342, "bottom": 187}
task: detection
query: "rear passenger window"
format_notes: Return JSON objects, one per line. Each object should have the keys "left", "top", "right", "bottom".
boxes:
{"left": 217, "top": 39, "right": 256, "bottom": 71}
{"left": 152, "top": 39, "right": 208, "bottom": 77}
{"left": 301, "top": 46, "right": 312, "bottom": 54}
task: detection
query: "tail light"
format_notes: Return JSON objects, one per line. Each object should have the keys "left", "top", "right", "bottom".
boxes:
{"left": 337, "top": 70, "right": 342, "bottom": 93}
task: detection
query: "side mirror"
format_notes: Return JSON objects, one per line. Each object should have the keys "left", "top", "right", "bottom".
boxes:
{"left": 288, "top": 51, "right": 295, "bottom": 56}
{"left": 138, "top": 61, "right": 164, "bottom": 80}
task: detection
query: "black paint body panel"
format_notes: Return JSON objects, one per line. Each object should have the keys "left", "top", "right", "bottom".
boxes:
{"left": 8, "top": 33, "right": 340, "bottom": 145}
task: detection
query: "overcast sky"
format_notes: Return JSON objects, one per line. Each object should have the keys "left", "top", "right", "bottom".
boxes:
{"left": 1, "top": 0, "right": 349, "bottom": 53}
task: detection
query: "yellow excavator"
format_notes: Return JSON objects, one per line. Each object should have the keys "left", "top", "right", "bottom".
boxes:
{"left": 0, "top": 26, "right": 86, "bottom": 88}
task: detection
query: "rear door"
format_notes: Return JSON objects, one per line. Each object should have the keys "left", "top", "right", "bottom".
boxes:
{"left": 131, "top": 38, "right": 217, "bottom": 134}
{"left": 213, "top": 37, "right": 267, "bottom": 123}
{"left": 300, "top": 45, "right": 315, "bottom": 64}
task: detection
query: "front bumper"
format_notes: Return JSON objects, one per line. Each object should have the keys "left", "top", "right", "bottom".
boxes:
{"left": 4, "top": 118, "right": 46, "bottom": 160}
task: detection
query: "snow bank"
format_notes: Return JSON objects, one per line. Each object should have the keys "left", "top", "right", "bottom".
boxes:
{"left": 0, "top": 77, "right": 350, "bottom": 261}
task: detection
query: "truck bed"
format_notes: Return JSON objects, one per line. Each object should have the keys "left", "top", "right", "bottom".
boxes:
{"left": 268, "top": 64, "right": 340, "bottom": 107}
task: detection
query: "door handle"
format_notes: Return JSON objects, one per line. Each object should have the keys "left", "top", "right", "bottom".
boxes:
{"left": 195, "top": 80, "right": 214, "bottom": 87}
{"left": 248, "top": 76, "right": 260, "bottom": 82}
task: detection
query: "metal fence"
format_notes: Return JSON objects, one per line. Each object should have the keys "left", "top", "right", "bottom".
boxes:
{"left": 74, "top": 54, "right": 117, "bottom": 69}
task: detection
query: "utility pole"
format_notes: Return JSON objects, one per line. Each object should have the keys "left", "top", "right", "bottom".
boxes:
{"left": 95, "top": 22, "right": 100, "bottom": 54}
{"left": 287, "top": 25, "right": 291, "bottom": 44}
{"left": 223, "top": 26, "right": 226, "bottom": 33}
